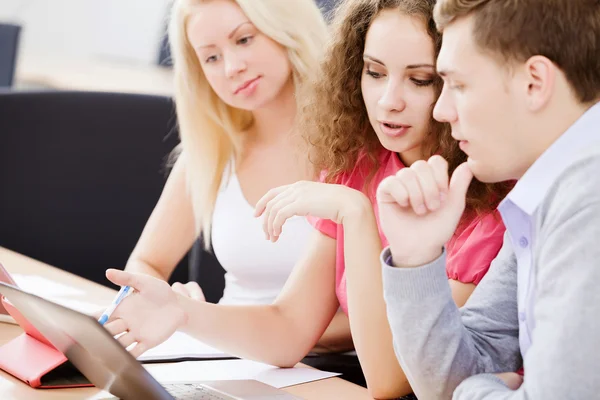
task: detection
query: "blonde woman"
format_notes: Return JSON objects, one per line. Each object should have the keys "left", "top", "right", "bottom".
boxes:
{"left": 123, "top": 0, "right": 350, "bottom": 349}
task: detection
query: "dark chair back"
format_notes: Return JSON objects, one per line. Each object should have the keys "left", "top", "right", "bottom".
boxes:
{"left": 0, "top": 23, "right": 21, "bottom": 87}
{"left": 0, "top": 91, "right": 189, "bottom": 287}
{"left": 316, "top": 0, "right": 339, "bottom": 21}
{"left": 188, "top": 237, "right": 225, "bottom": 304}
{"left": 157, "top": 29, "right": 172, "bottom": 67}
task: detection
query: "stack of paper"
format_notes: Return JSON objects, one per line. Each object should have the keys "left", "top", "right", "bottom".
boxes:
{"left": 138, "top": 331, "right": 235, "bottom": 362}
{"left": 8, "top": 274, "right": 102, "bottom": 316}
{"left": 12, "top": 274, "right": 85, "bottom": 297}
{"left": 146, "top": 359, "right": 341, "bottom": 388}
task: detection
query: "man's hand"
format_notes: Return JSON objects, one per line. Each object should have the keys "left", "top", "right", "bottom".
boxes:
{"left": 376, "top": 156, "right": 473, "bottom": 267}
{"left": 494, "top": 372, "right": 524, "bottom": 390}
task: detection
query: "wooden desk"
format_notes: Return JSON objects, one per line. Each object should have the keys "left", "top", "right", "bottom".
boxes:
{"left": 0, "top": 247, "right": 372, "bottom": 400}
{"left": 15, "top": 56, "right": 174, "bottom": 97}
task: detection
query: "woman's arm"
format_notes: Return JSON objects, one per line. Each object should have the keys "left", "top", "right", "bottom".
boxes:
{"left": 179, "top": 232, "right": 340, "bottom": 366}
{"left": 105, "top": 231, "right": 340, "bottom": 368}
{"left": 124, "top": 157, "right": 197, "bottom": 281}
{"left": 344, "top": 203, "right": 483, "bottom": 399}
{"left": 313, "top": 310, "right": 354, "bottom": 353}
{"left": 341, "top": 197, "right": 412, "bottom": 399}
{"left": 450, "top": 280, "right": 476, "bottom": 308}
{"left": 250, "top": 180, "right": 486, "bottom": 397}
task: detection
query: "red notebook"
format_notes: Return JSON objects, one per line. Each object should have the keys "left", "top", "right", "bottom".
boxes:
{"left": 0, "top": 296, "right": 93, "bottom": 388}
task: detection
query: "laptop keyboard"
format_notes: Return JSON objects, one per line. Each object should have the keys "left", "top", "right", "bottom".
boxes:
{"left": 164, "top": 383, "right": 237, "bottom": 400}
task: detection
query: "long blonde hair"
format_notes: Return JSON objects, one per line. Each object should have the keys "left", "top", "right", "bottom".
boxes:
{"left": 168, "top": 0, "right": 328, "bottom": 248}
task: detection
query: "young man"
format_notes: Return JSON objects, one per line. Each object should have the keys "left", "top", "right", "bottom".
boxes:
{"left": 376, "top": 0, "right": 600, "bottom": 399}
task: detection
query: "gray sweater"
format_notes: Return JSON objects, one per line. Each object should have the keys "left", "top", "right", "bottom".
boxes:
{"left": 381, "top": 144, "right": 600, "bottom": 399}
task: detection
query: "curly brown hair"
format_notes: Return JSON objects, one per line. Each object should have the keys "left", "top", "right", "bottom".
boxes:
{"left": 299, "top": 0, "right": 512, "bottom": 215}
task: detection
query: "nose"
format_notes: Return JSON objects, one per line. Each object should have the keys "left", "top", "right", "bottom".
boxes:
{"left": 224, "top": 50, "right": 247, "bottom": 79}
{"left": 377, "top": 79, "right": 406, "bottom": 113}
{"left": 433, "top": 84, "right": 457, "bottom": 124}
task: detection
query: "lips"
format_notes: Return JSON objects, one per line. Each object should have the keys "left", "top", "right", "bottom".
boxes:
{"left": 384, "top": 122, "right": 403, "bottom": 128}
{"left": 234, "top": 77, "right": 261, "bottom": 95}
{"left": 379, "top": 121, "right": 411, "bottom": 138}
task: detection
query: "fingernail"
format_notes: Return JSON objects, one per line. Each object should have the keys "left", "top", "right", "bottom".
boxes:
{"left": 416, "top": 205, "right": 427, "bottom": 215}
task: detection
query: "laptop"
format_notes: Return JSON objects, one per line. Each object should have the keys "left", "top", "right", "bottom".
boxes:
{"left": 0, "top": 281, "right": 303, "bottom": 399}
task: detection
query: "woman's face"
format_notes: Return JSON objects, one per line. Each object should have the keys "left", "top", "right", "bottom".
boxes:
{"left": 361, "top": 9, "right": 437, "bottom": 165}
{"left": 187, "top": 0, "right": 293, "bottom": 111}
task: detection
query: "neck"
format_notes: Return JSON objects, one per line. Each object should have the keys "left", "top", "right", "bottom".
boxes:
{"left": 397, "top": 145, "right": 425, "bottom": 167}
{"left": 250, "top": 78, "right": 297, "bottom": 144}
{"left": 518, "top": 98, "right": 597, "bottom": 178}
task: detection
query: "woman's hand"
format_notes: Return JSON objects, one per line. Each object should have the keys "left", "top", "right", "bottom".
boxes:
{"left": 254, "top": 181, "right": 369, "bottom": 242}
{"left": 102, "top": 269, "right": 188, "bottom": 358}
{"left": 171, "top": 281, "right": 206, "bottom": 302}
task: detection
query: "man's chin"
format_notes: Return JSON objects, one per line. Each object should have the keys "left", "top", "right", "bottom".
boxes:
{"left": 467, "top": 157, "right": 503, "bottom": 183}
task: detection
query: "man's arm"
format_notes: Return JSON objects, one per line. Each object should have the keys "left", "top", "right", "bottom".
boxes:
{"left": 381, "top": 231, "right": 521, "bottom": 400}
{"left": 453, "top": 158, "right": 600, "bottom": 399}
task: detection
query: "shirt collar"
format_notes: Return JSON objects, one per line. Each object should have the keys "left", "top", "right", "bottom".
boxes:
{"left": 501, "top": 101, "right": 600, "bottom": 216}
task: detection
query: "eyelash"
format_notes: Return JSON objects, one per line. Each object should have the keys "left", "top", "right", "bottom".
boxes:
{"left": 365, "top": 69, "right": 434, "bottom": 87}
{"left": 237, "top": 35, "right": 253, "bottom": 45}
{"left": 204, "top": 36, "right": 254, "bottom": 63}
{"left": 412, "top": 78, "right": 434, "bottom": 87}
{"left": 365, "top": 69, "right": 383, "bottom": 79}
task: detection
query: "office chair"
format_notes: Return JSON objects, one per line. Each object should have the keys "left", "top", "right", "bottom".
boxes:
{"left": 0, "top": 23, "right": 21, "bottom": 87}
{"left": 157, "top": 29, "right": 172, "bottom": 68}
{"left": 188, "top": 236, "right": 225, "bottom": 304}
{"left": 316, "top": 0, "right": 339, "bottom": 21}
{"left": 0, "top": 91, "right": 189, "bottom": 287}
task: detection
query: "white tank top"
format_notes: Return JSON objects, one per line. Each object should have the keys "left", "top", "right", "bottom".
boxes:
{"left": 211, "top": 166, "right": 313, "bottom": 305}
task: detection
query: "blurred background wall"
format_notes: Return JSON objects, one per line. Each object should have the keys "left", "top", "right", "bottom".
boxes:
{"left": 0, "top": 0, "right": 170, "bottom": 66}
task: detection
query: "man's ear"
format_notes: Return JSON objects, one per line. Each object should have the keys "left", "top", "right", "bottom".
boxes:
{"left": 523, "top": 55, "right": 555, "bottom": 112}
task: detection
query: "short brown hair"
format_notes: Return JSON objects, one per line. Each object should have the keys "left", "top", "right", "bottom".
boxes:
{"left": 434, "top": 0, "right": 600, "bottom": 104}
{"left": 299, "top": 0, "right": 512, "bottom": 215}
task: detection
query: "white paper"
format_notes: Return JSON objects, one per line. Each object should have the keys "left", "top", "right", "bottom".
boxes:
{"left": 138, "top": 331, "right": 233, "bottom": 362}
{"left": 253, "top": 365, "right": 341, "bottom": 388}
{"left": 12, "top": 274, "right": 85, "bottom": 297}
{"left": 0, "top": 314, "right": 16, "bottom": 325}
{"left": 86, "top": 390, "right": 117, "bottom": 400}
{"left": 47, "top": 297, "right": 102, "bottom": 315}
{"left": 145, "top": 359, "right": 340, "bottom": 388}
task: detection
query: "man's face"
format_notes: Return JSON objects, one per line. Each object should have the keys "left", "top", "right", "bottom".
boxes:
{"left": 434, "top": 16, "right": 532, "bottom": 182}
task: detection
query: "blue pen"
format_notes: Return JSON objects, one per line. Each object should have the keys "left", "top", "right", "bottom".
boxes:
{"left": 98, "top": 285, "right": 133, "bottom": 325}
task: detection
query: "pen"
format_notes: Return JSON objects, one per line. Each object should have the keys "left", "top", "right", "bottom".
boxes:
{"left": 98, "top": 285, "right": 133, "bottom": 326}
